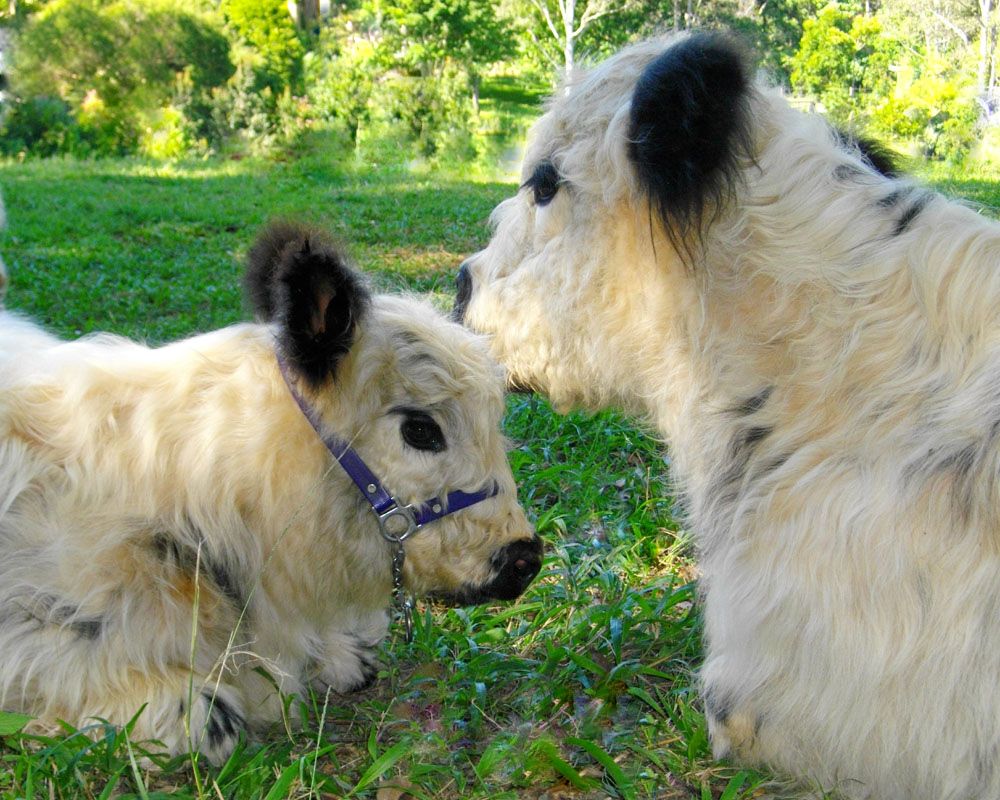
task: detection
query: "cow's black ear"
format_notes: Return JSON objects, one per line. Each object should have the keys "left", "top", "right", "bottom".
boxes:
{"left": 245, "top": 220, "right": 370, "bottom": 386}
{"left": 835, "top": 129, "right": 901, "bottom": 178}
{"left": 627, "top": 33, "right": 754, "bottom": 249}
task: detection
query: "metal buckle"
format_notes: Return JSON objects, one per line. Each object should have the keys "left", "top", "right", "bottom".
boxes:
{"left": 376, "top": 500, "right": 418, "bottom": 543}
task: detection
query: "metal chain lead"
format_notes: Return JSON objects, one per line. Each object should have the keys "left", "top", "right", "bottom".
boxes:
{"left": 389, "top": 538, "right": 415, "bottom": 643}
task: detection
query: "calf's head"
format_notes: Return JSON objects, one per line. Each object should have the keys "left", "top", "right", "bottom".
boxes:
{"left": 248, "top": 220, "right": 542, "bottom": 605}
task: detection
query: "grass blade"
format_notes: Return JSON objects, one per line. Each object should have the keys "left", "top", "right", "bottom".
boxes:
{"left": 566, "top": 737, "right": 636, "bottom": 800}
{"left": 349, "top": 740, "right": 411, "bottom": 796}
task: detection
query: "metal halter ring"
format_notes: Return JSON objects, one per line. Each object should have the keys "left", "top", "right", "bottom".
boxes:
{"left": 376, "top": 501, "right": 419, "bottom": 544}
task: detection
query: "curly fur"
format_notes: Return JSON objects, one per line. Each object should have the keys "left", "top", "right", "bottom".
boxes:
{"left": 457, "top": 31, "right": 1000, "bottom": 800}
{"left": 0, "top": 220, "right": 540, "bottom": 762}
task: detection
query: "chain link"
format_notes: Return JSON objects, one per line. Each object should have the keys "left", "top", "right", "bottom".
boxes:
{"left": 388, "top": 537, "right": 415, "bottom": 643}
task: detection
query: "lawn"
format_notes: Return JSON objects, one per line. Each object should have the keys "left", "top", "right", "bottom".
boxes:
{"left": 1, "top": 138, "right": 998, "bottom": 800}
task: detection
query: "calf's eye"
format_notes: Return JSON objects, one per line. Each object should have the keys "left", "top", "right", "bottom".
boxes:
{"left": 400, "top": 412, "right": 446, "bottom": 453}
{"left": 524, "top": 161, "right": 562, "bottom": 207}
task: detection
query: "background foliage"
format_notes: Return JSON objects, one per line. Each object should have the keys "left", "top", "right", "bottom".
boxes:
{"left": 788, "top": 1, "right": 989, "bottom": 162}
{"left": 3, "top": 0, "right": 1000, "bottom": 164}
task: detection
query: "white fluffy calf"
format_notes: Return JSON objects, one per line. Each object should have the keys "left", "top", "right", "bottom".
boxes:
{"left": 0, "top": 220, "right": 541, "bottom": 762}
{"left": 456, "top": 31, "right": 1000, "bottom": 800}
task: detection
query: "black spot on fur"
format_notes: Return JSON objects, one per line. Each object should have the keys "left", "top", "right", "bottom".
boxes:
{"left": 856, "top": 137, "right": 900, "bottom": 178}
{"left": 834, "top": 130, "right": 901, "bottom": 178}
{"left": 152, "top": 531, "right": 196, "bottom": 571}
{"left": 453, "top": 262, "right": 472, "bottom": 321}
{"left": 205, "top": 559, "right": 246, "bottom": 613}
{"left": 903, "top": 437, "right": 992, "bottom": 521}
{"left": 877, "top": 190, "right": 903, "bottom": 208}
{"left": 733, "top": 387, "right": 772, "bottom": 416}
{"left": 708, "top": 424, "right": 775, "bottom": 512}
{"left": 152, "top": 531, "right": 248, "bottom": 614}
{"left": 53, "top": 606, "right": 102, "bottom": 640}
{"left": 201, "top": 691, "right": 245, "bottom": 751}
{"left": 894, "top": 194, "right": 931, "bottom": 236}
{"left": 833, "top": 163, "right": 865, "bottom": 182}
{"left": 66, "top": 617, "right": 103, "bottom": 639}
{"left": 627, "top": 33, "right": 754, "bottom": 255}
{"left": 938, "top": 445, "right": 978, "bottom": 484}
{"left": 704, "top": 686, "right": 734, "bottom": 726}
{"left": 29, "top": 596, "right": 103, "bottom": 640}
{"left": 245, "top": 220, "right": 370, "bottom": 387}
{"left": 760, "top": 452, "right": 792, "bottom": 476}
{"left": 736, "top": 426, "right": 772, "bottom": 453}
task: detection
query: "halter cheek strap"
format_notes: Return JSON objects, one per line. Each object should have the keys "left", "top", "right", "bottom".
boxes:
{"left": 275, "top": 352, "right": 501, "bottom": 640}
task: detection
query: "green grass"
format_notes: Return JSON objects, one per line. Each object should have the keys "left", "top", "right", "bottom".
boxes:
{"left": 6, "top": 142, "right": 997, "bottom": 799}
{"left": 0, "top": 140, "right": 765, "bottom": 800}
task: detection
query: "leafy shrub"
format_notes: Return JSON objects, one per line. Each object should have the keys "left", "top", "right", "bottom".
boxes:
{"left": 789, "top": 3, "right": 856, "bottom": 109}
{"left": 222, "top": 0, "right": 305, "bottom": 93}
{"left": 0, "top": 96, "right": 84, "bottom": 156}
{"left": 139, "top": 104, "right": 202, "bottom": 158}
{"left": 305, "top": 12, "right": 480, "bottom": 165}
{"left": 790, "top": 2, "right": 980, "bottom": 163}
{"left": 6, "top": 0, "right": 233, "bottom": 156}
{"left": 189, "top": 61, "right": 315, "bottom": 156}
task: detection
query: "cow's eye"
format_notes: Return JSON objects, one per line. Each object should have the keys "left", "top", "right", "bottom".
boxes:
{"left": 400, "top": 411, "right": 446, "bottom": 453}
{"left": 523, "top": 161, "right": 562, "bottom": 207}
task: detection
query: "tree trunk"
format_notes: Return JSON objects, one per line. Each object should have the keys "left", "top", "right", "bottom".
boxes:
{"left": 563, "top": 0, "right": 576, "bottom": 72}
{"left": 296, "top": 0, "right": 320, "bottom": 31}
{"left": 980, "top": 0, "right": 998, "bottom": 93}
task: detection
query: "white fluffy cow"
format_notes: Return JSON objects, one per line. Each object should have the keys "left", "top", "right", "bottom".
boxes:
{"left": 456, "top": 31, "right": 1000, "bottom": 800}
{"left": 0, "top": 219, "right": 542, "bottom": 762}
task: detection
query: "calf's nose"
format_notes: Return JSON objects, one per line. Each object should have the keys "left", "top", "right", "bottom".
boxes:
{"left": 441, "top": 535, "right": 544, "bottom": 607}
{"left": 489, "top": 535, "right": 544, "bottom": 600}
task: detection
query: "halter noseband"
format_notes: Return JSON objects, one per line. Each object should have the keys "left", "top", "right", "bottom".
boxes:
{"left": 276, "top": 352, "right": 500, "bottom": 640}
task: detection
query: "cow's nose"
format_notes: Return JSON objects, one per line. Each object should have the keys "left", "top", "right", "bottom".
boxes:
{"left": 489, "top": 535, "right": 544, "bottom": 600}
{"left": 452, "top": 262, "right": 472, "bottom": 322}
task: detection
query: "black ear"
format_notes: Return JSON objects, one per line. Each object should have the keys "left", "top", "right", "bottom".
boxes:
{"left": 835, "top": 129, "right": 901, "bottom": 178}
{"left": 245, "top": 219, "right": 370, "bottom": 386}
{"left": 627, "top": 33, "right": 754, "bottom": 250}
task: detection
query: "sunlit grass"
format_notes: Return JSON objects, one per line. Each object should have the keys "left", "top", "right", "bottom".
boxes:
{"left": 0, "top": 139, "right": 768, "bottom": 798}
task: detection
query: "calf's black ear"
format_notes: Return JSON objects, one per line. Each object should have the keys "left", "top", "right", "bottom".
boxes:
{"left": 245, "top": 219, "right": 370, "bottom": 386}
{"left": 627, "top": 32, "right": 754, "bottom": 248}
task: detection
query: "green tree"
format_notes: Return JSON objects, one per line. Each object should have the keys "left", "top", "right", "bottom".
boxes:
{"left": 789, "top": 3, "right": 856, "bottom": 104}
{"left": 421, "top": 0, "right": 518, "bottom": 111}
{"left": 790, "top": 1, "right": 982, "bottom": 161}
{"left": 7, "top": 0, "right": 233, "bottom": 153}
{"left": 222, "top": 0, "right": 305, "bottom": 92}
{"left": 512, "top": 0, "right": 823, "bottom": 84}
{"left": 305, "top": 0, "right": 498, "bottom": 160}
{"left": 383, "top": 0, "right": 517, "bottom": 110}
{"left": 512, "top": 0, "right": 632, "bottom": 73}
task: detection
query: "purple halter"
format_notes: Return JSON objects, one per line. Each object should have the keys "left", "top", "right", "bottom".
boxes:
{"left": 276, "top": 353, "right": 501, "bottom": 639}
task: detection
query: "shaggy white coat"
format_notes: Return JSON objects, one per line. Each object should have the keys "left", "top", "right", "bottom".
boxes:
{"left": 459, "top": 32, "right": 1000, "bottom": 800}
{"left": 0, "top": 239, "right": 534, "bottom": 762}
